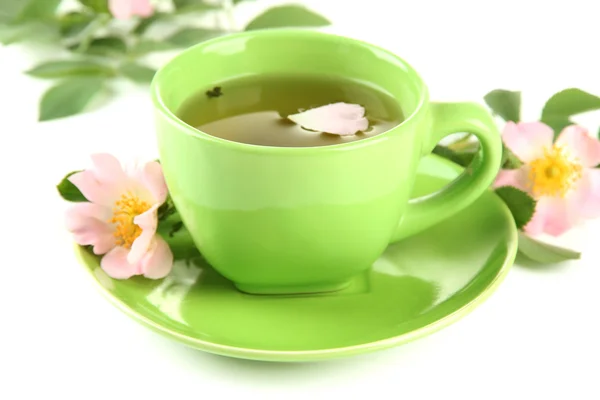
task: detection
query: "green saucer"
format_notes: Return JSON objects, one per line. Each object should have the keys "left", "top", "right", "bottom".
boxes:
{"left": 75, "top": 154, "right": 518, "bottom": 362}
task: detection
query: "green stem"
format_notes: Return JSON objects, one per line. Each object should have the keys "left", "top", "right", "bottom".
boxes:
{"left": 75, "top": 14, "right": 111, "bottom": 53}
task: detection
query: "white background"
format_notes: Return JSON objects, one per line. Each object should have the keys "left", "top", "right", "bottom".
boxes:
{"left": 1, "top": 0, "right": 599, "bottom": 398}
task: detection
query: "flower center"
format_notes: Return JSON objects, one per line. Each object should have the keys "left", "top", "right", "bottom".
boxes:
{"left": 528, "top": 145, "right": 583, "bottom": 197}
{"left": 110, "top": 192, "right": 151, "bottom": 249}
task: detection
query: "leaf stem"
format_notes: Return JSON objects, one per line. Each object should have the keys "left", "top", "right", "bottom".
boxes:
{"left": 75, "top": 13, "right": 111, "bottom": 53}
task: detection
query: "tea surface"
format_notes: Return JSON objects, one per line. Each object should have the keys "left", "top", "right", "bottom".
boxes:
{"left": 177, "top": 74, "right": 404, "bottom": 147}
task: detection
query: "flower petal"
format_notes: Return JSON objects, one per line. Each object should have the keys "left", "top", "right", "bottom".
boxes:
{"left": 109, "top": 0, "right": 153, "bottom": 19}
{"left": 65, "top": 203, "right": 115, "bottom": 254}
{"left": 90, "top": 153, "right": 127, "bottom": 185}
{"left": 127, "top": 204, "right": 160, "bottom": 265}
{"left": 524, "top": 196, "right": 574, "bottom": 237}
{"left": 493, "top": 167, "right": 531, "bottom": 192}
{"left": 133, "top": 203, "right": 159, "bottom": 230}
{"left": 68, "top": 170, "right": 122, "bottom": 206}
{"left": 502, "top": 121, "right": 554, "bottom": 163}
{"left": 101, "top": 247, "right": 140, "bottom": 279}
{"left": 555, "top": 125, "right": 600, "bottom": 167}
{"left": 132, "top": 0, "right": 153, "bottom": 17}
{"left": 140, "top": 161, "right": 168, "bottom": 204}
{"left": 568, "top": 168, "right": 600, "bottom": 218}
{"left": 287, "top": 102, "right": 369, "bottom": 136}
{"left": 108, "top": 0, "right": 131, "bottom": 19}
{"left": 65, "top": 202, "right": 112, "bottom": 231}
{"left": 140, "top": 236, "right": 174, "bottom": 279}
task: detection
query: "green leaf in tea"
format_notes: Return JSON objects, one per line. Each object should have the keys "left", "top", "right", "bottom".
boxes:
{"left": 494, "top": 186, "right": 536, "bottom": 229}
{"left": 39, "top": 77, "right": 105, "bottom": 121}
{"left": 119, "top": 62, "right": 156, "bottom": 83}
{"left": 78, "top": 0, "right": 110, "bottom": 14}
{"left": 244, "top": 5, "right": 330, "bottom": 31}
{"left": 205, "top": 86, "right": 223, "bottom": 98}
{"left": 57, "top": 170, "right": 87, "bottom": 202}
{"left": 517, "top": 232, "right": 581, "bottom": 264}
{"left": 167, "top": 28, "right": 225, "bottom": 47}
{"left": 541, "top": 88, "right": 600, "bottom": 137}
{"left": 483, "top": 89, "right": 521, "bottom": 122}
{"left": 26, "top": 60, "right": 114, "bottom": 79}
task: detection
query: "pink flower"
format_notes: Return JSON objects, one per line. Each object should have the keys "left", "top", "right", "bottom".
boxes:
{"left": 65, "top": 154, "right": 173, "bottom": 279}
{"left": 108, "top": 0, "right": 153, "bottom": 20}
{"left": 287, "top": 103, "right": 369, "bottom": 136}
{"left": 494, "top": 122, "right": 600, "bottom": 236}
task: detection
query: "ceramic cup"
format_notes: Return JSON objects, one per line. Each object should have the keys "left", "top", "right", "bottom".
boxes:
{"left": 151, "top": 29, "right": 503, "bottom": 295}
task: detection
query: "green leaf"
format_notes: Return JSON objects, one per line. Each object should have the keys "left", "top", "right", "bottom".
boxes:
{"left": 39, "top": 77, "right": 105, "bottom": 121}
{"left": 78, "top": 0, "right": 110, "bottom": 14}
{"left": 245, "top": 5, "right": 330, "bottom": 31}
{"left": 541, "top": 89, "right": 600, "bottom": 137}
{"left": 82, "top": 36, "right": 127, "bottom": 56}
{"left": 173, "top": 0, "right": 220, "bottom": 13}
{"left": 119, "top": 62, "right": 156, "bottom": 83}
{"left": 517, "top": 232, "right": 581, "bottom": 264}
{"left": 501, "top": 143, "right": 522, "bottom": 169}
{"left": 132, "top": 13, "right": 167, "bottom": 35}
{"left": 0, "top": 21, "right": 59, "bottom": 45}
{"left": 14, "top": 0, "right": 62, "bottom": 23}
{"left": 26, "top": 60, "right": 114, "bottom": 79}
{"left": 540, "top": 115, "right": 574, "bottom": 138}
{"left": 494, "top": 186, "right": 536, "bottom": 229}
{"left": 542, "top": 88, "right": 600, "bottom": 119}
{"left": 58, "top": 12, "right": 96, "bottom": 38}
{"left": 56, "top": 171, "right": 87, "bottom": 202}
{"left": 167, "top": 28, "right": 225, "bottom": 47}
{"left": 130, "top": 39, "right": 176, "bottom": 55}
{"left": 432, "top": 145, "right": 476, "bottom": 168}
{"left": 169, "top": 221, "right": 184, "bottom": 237}
{"left": 483, "top": 89, "right": 521, "bottom": 122}
{"left": 0, "top": 0, "right": 23, "bottom": 23}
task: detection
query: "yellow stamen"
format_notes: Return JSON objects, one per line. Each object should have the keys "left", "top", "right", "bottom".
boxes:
{"left": 528, "top": 145, "right": 583, "bottom": 197}
{"left": 110, "top": 192, "right": 151, "bottom": 249}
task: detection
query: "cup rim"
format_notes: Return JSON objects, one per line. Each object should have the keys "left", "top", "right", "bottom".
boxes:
{"left": 151, "top": 29, "right": 428, "bottom": 154}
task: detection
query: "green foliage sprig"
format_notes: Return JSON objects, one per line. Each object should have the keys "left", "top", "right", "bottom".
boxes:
{"left": 0, "top": 0, "right": 330, "bottom": 121}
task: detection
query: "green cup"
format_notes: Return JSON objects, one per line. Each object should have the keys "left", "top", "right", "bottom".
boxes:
{"left": 151, "top": 29, "right": 502, "bottom": 295}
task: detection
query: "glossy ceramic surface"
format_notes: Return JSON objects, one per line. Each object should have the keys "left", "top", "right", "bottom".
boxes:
{"left": 75, "top": 155, "right": 517, "bottom": 362}
{"left": 151, "top": 29, "right": 503, "bottom": 294}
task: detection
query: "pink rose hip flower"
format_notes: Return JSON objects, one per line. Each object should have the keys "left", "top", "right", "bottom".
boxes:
{"left": 65, "top": 154, "right": 173, "bottom": 279}
{"left": 108, "top": 0, "right": 154, "bottom": 20}
{"left": 494, "top": 122, "right": 600, "bottom": 236}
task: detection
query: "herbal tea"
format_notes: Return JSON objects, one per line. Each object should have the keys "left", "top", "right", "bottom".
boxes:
{"left": 177, "top": 74, "right": 404, "bottom": 147}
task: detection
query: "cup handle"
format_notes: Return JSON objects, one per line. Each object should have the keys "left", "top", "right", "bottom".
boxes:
{"left": 390, "top": 101, "right": 503, "bottom": 243}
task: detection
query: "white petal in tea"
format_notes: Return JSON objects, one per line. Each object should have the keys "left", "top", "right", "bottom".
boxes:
{"left": 287, "top": 102, "right": 369, "bottom": 136}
